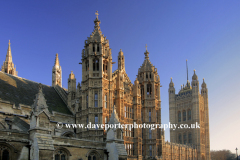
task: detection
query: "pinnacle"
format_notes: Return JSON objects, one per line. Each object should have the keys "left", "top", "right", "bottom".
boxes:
{"left": 54, "top": 53, "right": 60, "bottom": 66}
{"left": 5, "top": 40, "right": 12, "bottom": 62}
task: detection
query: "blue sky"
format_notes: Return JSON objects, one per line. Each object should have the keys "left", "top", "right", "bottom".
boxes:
{"left": 0, "top": 0, "right": 240, "bottom": 153}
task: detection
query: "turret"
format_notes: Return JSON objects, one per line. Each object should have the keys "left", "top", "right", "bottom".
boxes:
{"left": 191, "top": 69, "right": 199, "bottom": 94}
{"left": 1, "top": 40, "right": 17, "bottom": 76}
{"left": 68, "top": 71, "right": 76, "bottom": 109}
{"left": 201, "top": 78, "right": 208, "bottom": 96}
{"left": 52, "top": 53, "right": 62, "bottom": 87}
{"left": 118, "top": 49, "right": 125, "bottom": 71}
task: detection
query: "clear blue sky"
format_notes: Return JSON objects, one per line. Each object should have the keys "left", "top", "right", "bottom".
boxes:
{"left": 0, "top": 0, "right": 240, "bottom": 153}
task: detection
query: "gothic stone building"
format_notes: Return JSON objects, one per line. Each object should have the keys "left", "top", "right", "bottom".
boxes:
{"left": 0, "top": 13, "right": 209, "bottom": 160}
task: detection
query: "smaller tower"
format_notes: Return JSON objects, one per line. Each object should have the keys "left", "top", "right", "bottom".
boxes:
{"left": 1, "top": 40, "right": 17, "bottom": 76}
{"left": 52, "top": 53, "right": 62, "bottom": 87}
{"left": 118, "top": 49, "right": 125, "bottom": 71}
{"left": 68, "top": 71, "right": 76, "bottom": 110}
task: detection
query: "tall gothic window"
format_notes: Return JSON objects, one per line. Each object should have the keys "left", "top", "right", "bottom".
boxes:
{"left": 188, "top": 132, "right": 192, "bottom": 144}
{"left": 183, "top": 133, "right": 187, "bottom": 144}
{"left": 95, "top": 115, "right": 98, "bottom": 129}
{"left": 147, "top": 84, "right": 152, "bottom": 95}
{"left": 149, "top": 128, "right": 152, "bottom": 139}
{"left": 94, "top": 92, "right": 98, "bottom": 107}
{"left": 178, "top": 111, "right": 181, "bottom": 122}
{"left": 93, "top": 59, "right": 99, "bottom": 71}
{"left": 149, "top": 109, "right": 151, "bottom": 122}
{"left": 97, "top": 44, "right": 99, "bottom": 52}
{"left": 178, "top": 133, "right": 182, "bottom": 144}
{"left": 149, "top": 145, "right": 152, "bottom": 157}
{"left": 93, "top": 44, "right": 95, "bottom": 52}
{"left": 183, "top": 110, "right": 186, "bottom": 121}
{"left": 188, "top": 109, "right": 191, "bottom": 120}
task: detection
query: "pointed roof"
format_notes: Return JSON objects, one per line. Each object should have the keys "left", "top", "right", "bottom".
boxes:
{"left": 32, "top": 83, "right": 49, "bottom": 114}
{"left": 54, "top": 53, "right": 60, "bottom": 66}
{"left": 138, "top": 46, "right": 156, "bottom": 73}
{"left": 5, "top": 40, "right": 12, "bottom": 62}
{"left": 201, "top": 78, "right": 207, "bottom": 88}
{"left": 108, "top": 105, "right": 120, "bottom": 125}
{"left": 192, "top": 69, "right": 198, "bottom": 80}
{"left": 91, "top": 11, "right": 103, "bottom": 37}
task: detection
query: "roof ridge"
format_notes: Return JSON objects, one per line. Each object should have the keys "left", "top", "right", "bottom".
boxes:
{"left": 0, "top": 71, "right": 51, "bottom": 88}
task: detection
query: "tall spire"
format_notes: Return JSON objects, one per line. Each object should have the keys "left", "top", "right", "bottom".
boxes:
{"left": 54, "top": 53, "right": 60, "bottom": 66}
{"left": 5, "top": 40, "right": 12, "bottom": 62}
{"left": 94, "top": 10, "right": 101, "bottom": 31}
{"left": 52, "top": 53, "right": 62, "bottom": 87}
{"left": 1, "top": 40, "right": 17, "bottom": 76}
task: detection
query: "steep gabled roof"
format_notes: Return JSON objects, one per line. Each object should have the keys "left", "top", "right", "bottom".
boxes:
{"left": 0, "top": 71, "right": 72, "bottom": 115}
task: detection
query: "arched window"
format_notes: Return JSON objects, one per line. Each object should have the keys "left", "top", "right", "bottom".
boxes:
{"left": 183, "top": 110, "right": 186, "bottom": 121}
{"left": 97, "top": 44, "right": 99, "bottom": 52}
{"left": 178, "top": 111, "right": 181, "bottom": 122}
{"left": 95, "top": 115, "right": 98, "bottom": 129}
{"left": 149, "top": 109, "right": 151, "bottom": 122}
{"left": 94, "top": 92, "right": 98, "bottom": 107}
{"left": 188, "top": 132, "right": 192, "bottom": 144}
{"left": 93, "top": 59, "right": 99, "bottom": 71}
{"left": 149, "top": 128, "right": 152, "bottom": 139}
{"left": 149, "top": 145, "right": 152, "bottom": 156}
{"left": 146, "top": 73, "right": 148, "bottom": 79}
{"left": 93, "top": 44, "right": 95, "bottom": 52}
{"left": 178, "top": 133, "right": 182, "bottom": 144}
{"left": 87, "top": 151, "right": 99, "bottom": 160}
{"left": 0, "top": 146, "right": 10, "bottom": 160}
{"left": 54, "top": 149, "right": 68, "bottom": 160}
{"left": 183, "top": 133, "right": 187, "bottom": 144}
{"left": 147, "top": 84, "right": 152, "bottom": 95}
{"left": 188, "top": 109, "right": 191, "bottom": 120}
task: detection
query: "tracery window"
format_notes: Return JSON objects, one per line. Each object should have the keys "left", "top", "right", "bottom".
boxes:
{"left": 149, "top": 109, "right": 151, "bottom": 122}
{"left": 178, "top": 133, "right": 182, "bottom": 144}
{"left": 149, "top": 145, "right": 152, "bottom": 156}
{"left": 147, "top": 84, "right": 152, "bottom": 95}
{"left": 183, "top": 110, "right": 186, "bottom": 121}
{"left": 93, "top": 59, "right": 99, "bottom": 71}
{"left": 183, "top": 133, "right": 187, "bottom": 144}
{"left": 188, "top": 109, "right": 191, "bottom": 120}
{"left": 178, "top": 111, "right": 181, "bottom": 122}
{"left": 188, "top": 132, "right": 192, "bottom": 144}
{"left": 88, "top": 152, "right": 98, "bottom": 160}
{"left": 94, "top": 92, "right": 98, "bottom": 107}
{"left": 55, "top": 150, "right": 68, "bottom": 160}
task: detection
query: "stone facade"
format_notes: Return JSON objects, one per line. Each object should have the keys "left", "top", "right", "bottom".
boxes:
{"left": 0, "top": 12, "right": 209, "bottom": 160}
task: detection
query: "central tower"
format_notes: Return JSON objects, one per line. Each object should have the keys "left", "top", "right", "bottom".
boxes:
{"left": 77, "top": 11, "right": 113, "bottom": 141}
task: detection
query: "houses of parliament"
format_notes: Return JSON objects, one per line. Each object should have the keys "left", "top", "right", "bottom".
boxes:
{"left": 0, "top": 12, "right": 210, "bottom": 160}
